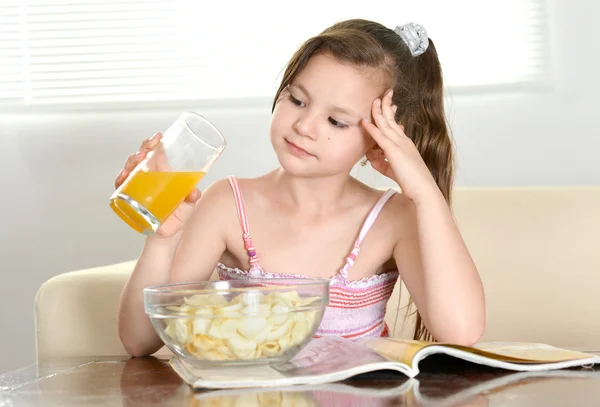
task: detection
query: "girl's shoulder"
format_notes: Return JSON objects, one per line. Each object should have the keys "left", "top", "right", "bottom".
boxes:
{"left": 195, "top": 177, "right": 238, "bottom": 217}
{"left": 352, "top": 180, "right": 416, "bottom": 238}
{"left": 204, "top": 175, "right": 264, "bottom": 194}
{"left": 202, "top": 175, "right": 269, "bottom": 211}
{"left": 351, "top": 178, "right": 413, "bottom": 211}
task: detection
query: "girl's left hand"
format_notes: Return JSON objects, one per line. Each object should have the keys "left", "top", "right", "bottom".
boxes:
{"left": 361, "top": 89, "right": 439, "bottom": 204}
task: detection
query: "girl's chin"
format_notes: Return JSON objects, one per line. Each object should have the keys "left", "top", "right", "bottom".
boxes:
{"left": 275, "top": 153, "right": 321, "bottom": 177}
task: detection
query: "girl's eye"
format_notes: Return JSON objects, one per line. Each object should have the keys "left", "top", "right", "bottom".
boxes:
{"left": 288, "top": 94, "right": 304, "bottom": 107}
{"left": 328, "top": 118, "right": 348, "bottom": 129}
{"left": 288, "top": 93, "right": 347, "bottom": 129}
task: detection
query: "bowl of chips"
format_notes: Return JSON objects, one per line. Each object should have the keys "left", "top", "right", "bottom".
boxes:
{"left": 144, "top": 278, "right": 330, "bottom": 367}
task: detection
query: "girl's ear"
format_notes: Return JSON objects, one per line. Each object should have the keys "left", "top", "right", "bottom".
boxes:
{"left": 367, "top": 143, "right": 383, "bottom": 156}
{"left": 361, "top": 143, "right": 384, "bottom": 167}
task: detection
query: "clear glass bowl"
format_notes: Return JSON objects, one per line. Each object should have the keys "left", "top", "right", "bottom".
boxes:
{"left": 144, "top": 278, "right": 330, "bottom": 367}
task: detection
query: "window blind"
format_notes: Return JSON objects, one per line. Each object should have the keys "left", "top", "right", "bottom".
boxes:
{"left": 0, "top": 0, "right": 550, "bottom": 107}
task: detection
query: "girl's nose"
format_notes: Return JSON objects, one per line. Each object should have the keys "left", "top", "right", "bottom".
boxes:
{"left": 294, "top": 116, "right": 317, "bottom": 140}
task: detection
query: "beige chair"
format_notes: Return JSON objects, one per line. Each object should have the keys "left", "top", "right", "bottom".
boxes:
{"left": 35, "top": 260, "right": 137, "bottom": 360}
{"left": 34, "top": 187, "right": 600, "bottom": 361}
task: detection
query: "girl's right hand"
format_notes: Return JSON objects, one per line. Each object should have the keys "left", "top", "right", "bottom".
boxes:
{"left": 114, "top": 132, "right": 202, "bottom": 239}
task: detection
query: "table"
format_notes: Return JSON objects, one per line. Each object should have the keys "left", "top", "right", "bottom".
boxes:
{"left": 1, "top": 355, "right": 599, "bottom": 406}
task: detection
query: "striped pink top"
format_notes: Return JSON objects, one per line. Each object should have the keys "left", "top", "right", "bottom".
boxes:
{"left": 216, "top": 176, "right": 400, "bottom": 340}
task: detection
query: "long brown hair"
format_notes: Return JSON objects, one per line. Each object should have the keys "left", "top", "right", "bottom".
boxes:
{"left": 272, "top": 19, "right": 454, "bottom": 342}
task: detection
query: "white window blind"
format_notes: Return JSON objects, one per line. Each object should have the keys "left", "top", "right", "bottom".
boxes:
{"left": 0, "top": 0, "right": 550, "bottom": 107}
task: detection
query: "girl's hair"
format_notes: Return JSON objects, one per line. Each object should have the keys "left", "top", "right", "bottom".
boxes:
{"left": 272, "top": 19, "right": 454, "bottom": 342}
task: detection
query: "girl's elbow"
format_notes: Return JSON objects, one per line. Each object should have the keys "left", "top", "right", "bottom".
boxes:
{"left": 452, "top": 318, "right": 486, "bottom": 347}
{"left": 118, "top": 319, "right": 155, "bottom": 357}
{"left": 456, "top": 327, "right": 485, "bottom": 347}
{"left": 436, "top": 315, "right": 486, "bottom": 347}
{"left": 126, "top": 346, "right": 153, "bottom": 358}
{"left": 119, "top": 333, "right": 155, "bottom": 357}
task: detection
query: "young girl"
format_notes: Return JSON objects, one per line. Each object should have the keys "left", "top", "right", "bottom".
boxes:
{"left": 117, "top": 19, "right": 485, "bottom": 357}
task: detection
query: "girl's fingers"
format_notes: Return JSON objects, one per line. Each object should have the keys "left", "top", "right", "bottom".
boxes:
{"left": 139, "top": 132, "right": 162, "bottom": 153}
{"left": 381, "top": 90, "right": 397, "bottom": 125}
{"left": 116, "top": 150, "right": 146, "bottom": 189}
{"left": 371, "top": 97, "right": 392, "bottom": 134}
{"left": 379, "top": 90, "right": 407, "bottom": 138}
{"left": 184, "top": 188, "right": 201, "bottom": 203}
{"left": 361, "top": 118, "right": 393, "bottom": 150}
{"left": 124, "top": 151, "right": 145, "bottom": 172}
{"left": 115, "top": 133, "right": 164, "bottom": 190}
{"left": 114, "top": 169, "right": 128, "bottom": 189}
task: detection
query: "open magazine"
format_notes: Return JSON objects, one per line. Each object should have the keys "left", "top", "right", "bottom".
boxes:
{"left": 170, "top": 335, "right": 600, "bottom": 389}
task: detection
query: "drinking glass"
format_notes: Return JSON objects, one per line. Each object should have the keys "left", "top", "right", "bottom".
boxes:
{"left": 110, "top": 112, "right": 226, "bottom": 235}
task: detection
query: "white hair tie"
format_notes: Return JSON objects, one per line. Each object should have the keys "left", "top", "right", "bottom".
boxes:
{"left": 394, "top": 22, "right": 429, "bottom": 57}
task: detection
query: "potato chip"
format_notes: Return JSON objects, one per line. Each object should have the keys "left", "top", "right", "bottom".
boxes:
{"left": 252, "top": 327, "right": 270, "bottom": 345}
{"left": 164, "top": 319, "right": 176, "bottom": 339}
{"left": 241, "top": 302, "right": 271, "bottom": 316}
{"left": 174, "top": 318, "right": 192, "bottom": 345}
{"left": 290, "top": 319, "right": 310, "bottom": 346}
{"left": 217, "top": 344, "right": 235, "bottom": 358}
{"left": 260, "top": 341, "right": 282, "bottom": 357}
{"left": 226, "top": 333, "right": 257, "bottom": 359}
{"left": 218, "top": 302, "right": 244, "bottom": 313}
{"left": 218, "top": 302, "right": 244, "bottom": 318}
{"left": 267, "top": 313, "right": 289, "bottom": 326}
{"left": 202, "top": 350, "right": 231, "bottom": 361}
{"left": 282, "top": 290, "right": 304, "bottom": 303}
{"left": 192, "top": 334, "right": 220, "bottom": 352}
{"left": 208, "top": 318, "right": 238, "bottom": 339}
{"left": 192, "top": 317, "right": 211, "bottom": 335}
{"left": 193, "top": 307, "right": 214, "bottom": 317}
{"left": 271, "top": 301, "right": 291, "bottom": 314}
{"left": 237, "top": 316, "right": 269, "bottom": 341}
{"left": 266, "top": 319, "right": 293, "bottom": 342}
{"left": 237, "top": 291, "right": 265, "bottom": 306}
{"left": 278, "top": 334, "right": 291, "bottom": 351}
{"left": 185, "top": 293, "right": 228, "bottom": 307}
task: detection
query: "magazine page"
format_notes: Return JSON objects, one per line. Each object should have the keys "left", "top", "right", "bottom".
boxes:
{"left": 410, "top": 345, "right": 600, "bottom": 375}
{"left": 471, "top": 342, "right": 600, "bottom": 363}
{"left": 171, "top": 336, "right": 415, "bottom": 389}
{"left": 355, "top": 337, "right": 433, "bottom": 368}
{"left": 358, "top": 337, "right": 600, "bottom": 365}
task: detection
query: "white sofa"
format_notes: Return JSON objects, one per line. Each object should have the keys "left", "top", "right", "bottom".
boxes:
{"left": 34, "top": 187, "right": 600, "bottom": 361}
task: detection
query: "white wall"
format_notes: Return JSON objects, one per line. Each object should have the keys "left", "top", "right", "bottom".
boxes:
{"left": 0, "top": 0, "right": 598, "bottom": 373}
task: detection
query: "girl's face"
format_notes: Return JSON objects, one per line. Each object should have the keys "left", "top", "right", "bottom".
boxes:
{"left": 270, "top": 53, "right": 387, "bottom": 178}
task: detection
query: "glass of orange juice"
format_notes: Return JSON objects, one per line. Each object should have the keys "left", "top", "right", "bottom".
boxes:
{"left": 110, "top": 112, "right": 226, "bottom": 235}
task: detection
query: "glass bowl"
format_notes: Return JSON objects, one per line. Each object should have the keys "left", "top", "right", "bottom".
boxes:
{"left": 144, "top": 278, "right": 330, "bottom": 367}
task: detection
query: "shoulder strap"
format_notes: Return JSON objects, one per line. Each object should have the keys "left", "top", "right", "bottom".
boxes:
{"left": 355, "top": 189, "right": 397, "bottom": 247}
{"left": 227, "top": 176, "right": 259, "bottom": 266}
{"left": 340, "top": 189, "right": 397, "bottom": 280}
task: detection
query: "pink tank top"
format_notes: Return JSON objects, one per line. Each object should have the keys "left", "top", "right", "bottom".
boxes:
{"left": 216, "top": 176, "right": 400, "bottom": 340}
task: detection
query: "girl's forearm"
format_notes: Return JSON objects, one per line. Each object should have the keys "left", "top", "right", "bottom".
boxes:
{"left": 117, "top": 234, "right": 181, "bottom": 356}
{"left": 414, "top": 188, "right": 486, "bottom": 345}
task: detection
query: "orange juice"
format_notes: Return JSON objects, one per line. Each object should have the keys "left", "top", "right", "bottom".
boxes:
{"left": 110, "top": 171, "right": 205, "bottom": 233}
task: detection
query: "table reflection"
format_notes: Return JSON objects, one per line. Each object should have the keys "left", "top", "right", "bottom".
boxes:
{"left": 118, "top": 355, "right": 599, "bottom": 407}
